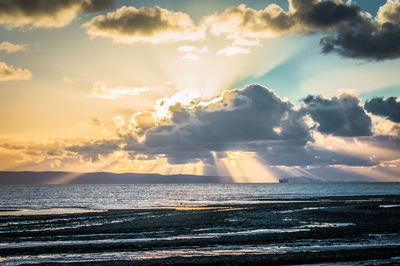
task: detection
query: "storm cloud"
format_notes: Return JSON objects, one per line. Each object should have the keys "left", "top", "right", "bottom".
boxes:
{"left": 318, "top": 0, "right": 400, "bottom": 60}
{"left": 116, "top": 84, "right": 386, "bottom": 166}
{"left": 301, "top": 93, "right": 372, "bottom": 137}
{"left": 365, "top": 96, "right": 400, "bottom": 123}
{"left": 122, "top": 85, "right": 311, "bottom": 163}
{"left": 83, "top": 6, "right": 204, "bottom": 43}
{"left": 0, "top": 0, "right": 116, "bottom": 28}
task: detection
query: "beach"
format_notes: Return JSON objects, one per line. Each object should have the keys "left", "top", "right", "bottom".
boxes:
{"left": 1, "top": 192, "right": 400, "bottom": 265}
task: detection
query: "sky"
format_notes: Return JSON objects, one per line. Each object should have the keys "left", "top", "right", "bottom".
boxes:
{"left": 1, "top": 0, "right": 400, "bottom": 183}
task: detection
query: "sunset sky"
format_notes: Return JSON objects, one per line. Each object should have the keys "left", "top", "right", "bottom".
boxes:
{"left": 1, "top": 0, "right": 400, "bottom": 182}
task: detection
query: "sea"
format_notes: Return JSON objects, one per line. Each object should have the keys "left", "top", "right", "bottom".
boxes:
{"left": 1, "top": 183, "right": 400, "bottom": 265}
{"left": 1, "top": 183, "right": 400, "bottom": 210}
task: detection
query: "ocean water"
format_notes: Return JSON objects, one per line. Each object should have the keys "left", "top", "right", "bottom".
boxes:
{"left": 1, "top": 183, "right": 400, "bottom": 265}
{"left": 1, "top": 183, "right": 400, "bottom": 210}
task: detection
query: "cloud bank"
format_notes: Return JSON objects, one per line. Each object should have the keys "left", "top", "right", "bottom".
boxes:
{"left": 2, "top": 84, "right": 400, "bottom": 181}
{"left": 107, "top": 84, "right": 392, "bottom": 167}
{"left": 0, "top": 0, "right": 116, "bottom": 28}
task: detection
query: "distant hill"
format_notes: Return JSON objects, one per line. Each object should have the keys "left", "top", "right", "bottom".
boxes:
{"left": 0, "top": 171, "right": 234, "bottom": 185}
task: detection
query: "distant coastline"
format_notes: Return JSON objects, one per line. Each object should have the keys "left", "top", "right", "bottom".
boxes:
{"left": 0, "top": 171, "right": 388, "bottom": 185}
{"left": 0, "top": 171, "right": 233, "bottom": 185}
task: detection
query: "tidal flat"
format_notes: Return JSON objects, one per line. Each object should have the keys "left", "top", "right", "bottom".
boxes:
{"left": 1, "top": 195, "right": 400, "bottom": 265}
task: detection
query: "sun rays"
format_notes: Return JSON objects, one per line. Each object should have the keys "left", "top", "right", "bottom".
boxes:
{"left": 212, "top": 151, "right": 278, "bottom": 183}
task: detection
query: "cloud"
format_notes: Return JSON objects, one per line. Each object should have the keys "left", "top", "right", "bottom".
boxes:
{"left": 377, "top": 0, "right": 400, "bottom": 25}
{"left": 0, "top": 0, "right": 115, "bottom": 29}
{"left": 203, "top": 4, "right": 292, "bottom": 41}
{"left": 0, "top": 41, "right": 26, "bottom": 53}
{"left": 130, "top": 111, "right": 156, "bottom": 136}
{"left": 320, "top": 0, "right": 400, "bottom": 60}
{"left": 178, "top": 46, "right": 207, "bottom": 53}
{"left": 123, "top": 84, "right": 311, "bottom": 163}
{"left": 203, "top": 0, "right": 400, "bottom": 60}
{"left": 365, "top": 96, "right": 400, "bottom": 123}
{"left": 203, "top": 1, "right": 362, "bottom": 42}
{"left": 178, "top": 45, "right": 207, "bottom": 60}
{"left": 83, "top": 6, "right": 205, "bottom": 44}
{"left": 0, "top": 61, "right": 32, "bottom": 81}
{"left": 90, "top": 82, "right": 148, "bottom": 99}
{"left": 301, "top": 93, "right": 372, "bottom": 137}
{"left": 216, "top": 46, "right": 250, "bottom": 56}
{"left": 65, "top": 139, "right": 122, "bottom": 161}
{"left": 114, "top": 85, "right": 396, "bottom": 166}
{"left": 3, "top": 84, "right": 400, "bottom": 179}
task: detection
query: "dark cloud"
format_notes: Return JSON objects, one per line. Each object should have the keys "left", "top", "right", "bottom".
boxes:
{"left": 301, "top": 93, "right": 372, "bottom": 137}
{"left": 303, "top": 1, "right": 362, "bottom": 29}
{"left": 80, "top": 0, "right": 115, "bottom": 13}
{"left": 83, "top": 6, "right": 204, "bottom": 43}
{"left": 11, "top": 84, "right": 384, "bottom": 169}
{"left": 0, "top": 0, "right": 116, "bottom": 28}
{"left": 320, "top": 20, "right": 400, "bottom": 60}
{"left": 320, "top": 0, "right": 400, "bottom": 60}
{"left": 365, "top": 96, "right": 400, "bottom": 122}
{"left": 65, "top": 139, "right": 122, "bottom": 161}
{"left": 3, "top": 84, "right": 398, "bottom": 171}
{"left": 123, "top": 84, "right": 311, "bottom": 163}
{"left": 121, "top": 85, "right": 382, "bottom": 166}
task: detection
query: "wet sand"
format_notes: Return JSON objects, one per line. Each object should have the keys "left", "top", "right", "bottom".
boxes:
{"left": 1, "top": 195, "right": 400, "bottom": 265}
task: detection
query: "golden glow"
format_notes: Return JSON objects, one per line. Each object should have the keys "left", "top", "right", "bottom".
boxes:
{"left": 153, "top": 90, "right": 200, "bottom": 121}
{"left": 334, "top": 165, "right": 400, "bottom": 182}
{"left": 106, "top": 152, "right": 204, "bottom": 176}
{"left": 213, "top": 151, "right": 278, "bottom": 183}
{"left": 161, "top": 36, "right": 299, "bottom": 98}
{"left": 313, "top": 132, "right": 400, "bottom": 161}
{"left": 276, "top": 165, "right": 320, "bottom": 180}
{"left": 47, "top": 172, "right": 86, "bottom": 185}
